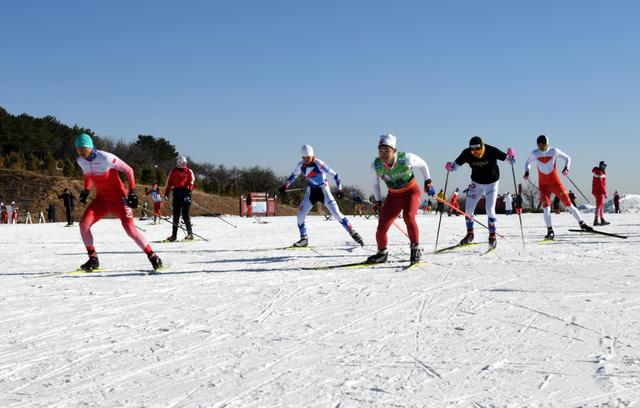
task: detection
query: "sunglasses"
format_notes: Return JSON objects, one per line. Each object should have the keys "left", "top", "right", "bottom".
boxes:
{"left": 470, "top": 145, "right": 482, "bottom": 151}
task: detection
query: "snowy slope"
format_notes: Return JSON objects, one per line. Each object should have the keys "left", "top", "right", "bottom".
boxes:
{"left": 1, "top": 212, "right": 640, "bottom": 407}
{"left": 579, "top": 194, "right": 640, "bottom": 214}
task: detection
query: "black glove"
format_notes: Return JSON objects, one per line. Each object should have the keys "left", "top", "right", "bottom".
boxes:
{"left": 127, "top": 190, "right": 139, "bottom": 208}
{"left": 523, "top": 170, "right": 530, "bottom": 180}
{"left": 79, "top": 189, "right": 90, "bottom": 204}
{"left": 336, "top": 190, "right": 344, "bottom": 199}
{"left": 278, "top": 185, "right": 287, "bottom": 195}
{"left": 184, "top": 192, "right": 192, "bottom": 203}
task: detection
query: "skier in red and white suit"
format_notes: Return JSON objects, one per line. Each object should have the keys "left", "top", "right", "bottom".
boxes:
{"left": 0, "top": 203, "right": 6, "bottom": 224}
{"left": 592, "top": 161, "right": 609, "bottom": 226}
{"left": 524, "top": 135, "right": 592, "bottom": 240}
{"left": 75, "top": 133, "right": 163, "bottom": 271}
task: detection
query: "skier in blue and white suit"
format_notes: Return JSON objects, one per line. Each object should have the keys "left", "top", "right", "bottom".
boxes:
{"left": 279, "top": 144, "right": 364, "bottom": 248}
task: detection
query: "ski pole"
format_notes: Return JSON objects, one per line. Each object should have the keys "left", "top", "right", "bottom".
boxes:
{"left": 566, "top": 175, "right": 591, "bottom": 204}
{"left": 527, "top": 178, "right": 540, "bottom": 192}
{"left": 435, "top": 197, "right": 506, "bottom": 239}
{"left": 434, "top": 170, "right": 450, "bottom": 252}
{"left": 510, "top": 161, "right": 525, "bottom": 249}
{"left": 191, "top": 201, "right": 238, "bottom": 228}
{"left": 135, "top": 225, "right": 147, "bottom": 232}
{"left": 148, "top": 209, "right": 209, "bottom": 241}
{"left": 392, "top": 220, "right": 410, "bottom": 240}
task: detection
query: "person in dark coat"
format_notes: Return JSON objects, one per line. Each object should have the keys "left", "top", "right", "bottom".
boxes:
{"left": 58, "top": 188, "right": 76, "bottom": 226}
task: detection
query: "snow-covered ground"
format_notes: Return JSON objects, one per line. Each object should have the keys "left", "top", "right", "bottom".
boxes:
{"left": 1, "top": 211, "right": 640, "bottom": 407}
{"left": 580, "top": 194, "right": 640, "bottom": 214}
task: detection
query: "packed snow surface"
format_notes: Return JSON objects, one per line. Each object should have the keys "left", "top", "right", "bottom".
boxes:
{"left": 1, "top": 212, "right": 640, "bottom": 407}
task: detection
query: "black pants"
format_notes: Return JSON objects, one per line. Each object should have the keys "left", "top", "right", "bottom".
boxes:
{"left": 171, "top": 188, "right": 192, "bottom": 237}
{"left": 65, "top": 206, "right": 73, "bottom": 225}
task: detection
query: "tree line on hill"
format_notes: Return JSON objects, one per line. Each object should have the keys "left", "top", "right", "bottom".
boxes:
{"left": 0, "top": 107, "right": 367, "bottom": 210}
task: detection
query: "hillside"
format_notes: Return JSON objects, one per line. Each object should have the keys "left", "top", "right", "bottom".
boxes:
{"left": 0, "top": 169, "right": 298, "bottom": 220}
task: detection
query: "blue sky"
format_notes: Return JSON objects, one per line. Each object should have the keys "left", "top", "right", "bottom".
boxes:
{"left": 2, "top": 0, "right": 638, "bottom": 196}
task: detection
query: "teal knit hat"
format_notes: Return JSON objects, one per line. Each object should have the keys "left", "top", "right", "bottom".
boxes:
{"left": 74, "top": 133, "right": 94, "bottom": 149}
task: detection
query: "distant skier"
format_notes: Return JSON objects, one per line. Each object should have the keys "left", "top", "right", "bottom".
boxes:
{"left": 504, "top": 192, "right": 513, "bottom": 215}
{"left": 278, "top": 144, "right": 363, "bottom": 248}
{"left": 0, "top": 202, "right": 6, "bottom": 224}
{"left": 552, "top": 195, "right": 561, "bottom": 214}
{"left": 614, "top": 191, "right": 621, "bottom": 213}
{"left": 448, "top": 188, "right": 460, "bottom": 216}
{"left": 436, "top": 189, "right": 445, "bottom": 214}
{"left": 353, "top": 193, "right": 364, "bottom": 217}
{"left": 524, "top": 134, "right": 592, "bottom": 240}
{"left": 145, "top": 183, "right": 164, "bottom": 224}
{"left": 592, "top": 161, "right": 609, "bottom": 226}
{"left": 245, "top": 193, "right": 253, "bottom": 217}
{"left": 74, "top": 133, "right": 163, "bottom": 271}
{"left": 10, "top": 201, "right": 19, "bottom": 223}
{"left": 514, "top": 193, "right": 523, "bottom": 215}
{"left": 568, "top": 190, "right": 577, "bottom": 207}
{"left": 367, "top": 134, "right": 434, "bottom": 264}
{"left": 164, "top": 156, "right": 195, "bottom": 241}
{"left": 445, "top": 136, "right": 515, "bottom": 249}
{"left": 58, "top": 188, "right": 76, "bottom": 226}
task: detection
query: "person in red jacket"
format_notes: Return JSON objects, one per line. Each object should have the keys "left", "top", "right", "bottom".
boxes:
{"left": 592, "top": 161, "right": 609, "bottom": 225}
{"left": 0, "top": 202, "right": 7, "bottom": 224}
{"left": 164, "top": 156, "right": 195, "bottom": 241}
{"left": 448, "top": 188, "right": 460, "bottom": 216}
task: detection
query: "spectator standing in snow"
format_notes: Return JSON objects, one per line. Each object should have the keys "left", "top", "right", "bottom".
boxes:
{"left": 504, "top": 192, "right": 513, "bottom": 215}
{"left": 58, "top": 188, "right": 76, "bottom": 226}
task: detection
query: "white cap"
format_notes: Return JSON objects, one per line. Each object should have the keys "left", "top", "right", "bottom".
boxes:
{"left": 176, "top": 155, "right": 188, "bottom": 168}
{"left": 301, "top": 144, "right": 315, "bottom": 157}
{"left": 378, "top": 134, "right": 397, "bottom": 149}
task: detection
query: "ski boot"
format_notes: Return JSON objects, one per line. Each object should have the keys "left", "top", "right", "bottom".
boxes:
{"left": 488, "top": 232, "right": 497, "bottom": 249}
{"left": 148, "top": 252, "right": 163, "bottom": 270}
{"left": 165, "top": 235, "right": 177, "bottom": 242}
{"left": 350, "top": 230, "right": 364, "bottom": 246}
{"left": 459, "top": 230, "right": 474, "bottom": 245}
{"left": 544, "top": 227, "right": 555, "bottom": 241}
{"left": 367, "top": 249, "right": 388, "bottom": 264}
{"left": 409, "top": 243, "right": 422, "bottom": 264}
{"left": 600, "top": 218, "right": 610, "bottom": 226}
{"left": 184, "top": 234, "right": 194, "bottom": 240}
{"left": 293, "top": 236, "right": 308, "bottom": 247}
{"left": 80, "top": 256, "right": 100, "bottom": 271}
{"left": 579, "top": 221, "right": 594, "bottom": 232}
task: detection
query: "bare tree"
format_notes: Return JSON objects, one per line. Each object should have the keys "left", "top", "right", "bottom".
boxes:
{"left": 521, "top": 182, "right": 540, "bottom": 212}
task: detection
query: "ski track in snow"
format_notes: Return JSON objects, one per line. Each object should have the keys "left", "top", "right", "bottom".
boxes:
{"left": 1, "top": 213, "right": 640, "bottom": 406}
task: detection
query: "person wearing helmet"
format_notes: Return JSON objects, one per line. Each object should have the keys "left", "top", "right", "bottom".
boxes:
{"left": 592, "top": 161, "right": 609, "bottom": 226}
{"left": 145, "top": 182, "right": 164, "bottom": 224}
{"left": 279, "top": 144, "right": 363, "bottom": 248}
{"left": 524, "top": 135, "right": 592, "bottom": 240}
{"left": 74, "top": 133, "right": 163, "bottom": 271}
{"left": 368, "top": 134, "right": 435, "bottom": 265}
{"left": 164, "top": 155, "right": 195, "bottom": 241}
{"left": 445, "top": 136, "right": 515, "bottom": 248}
